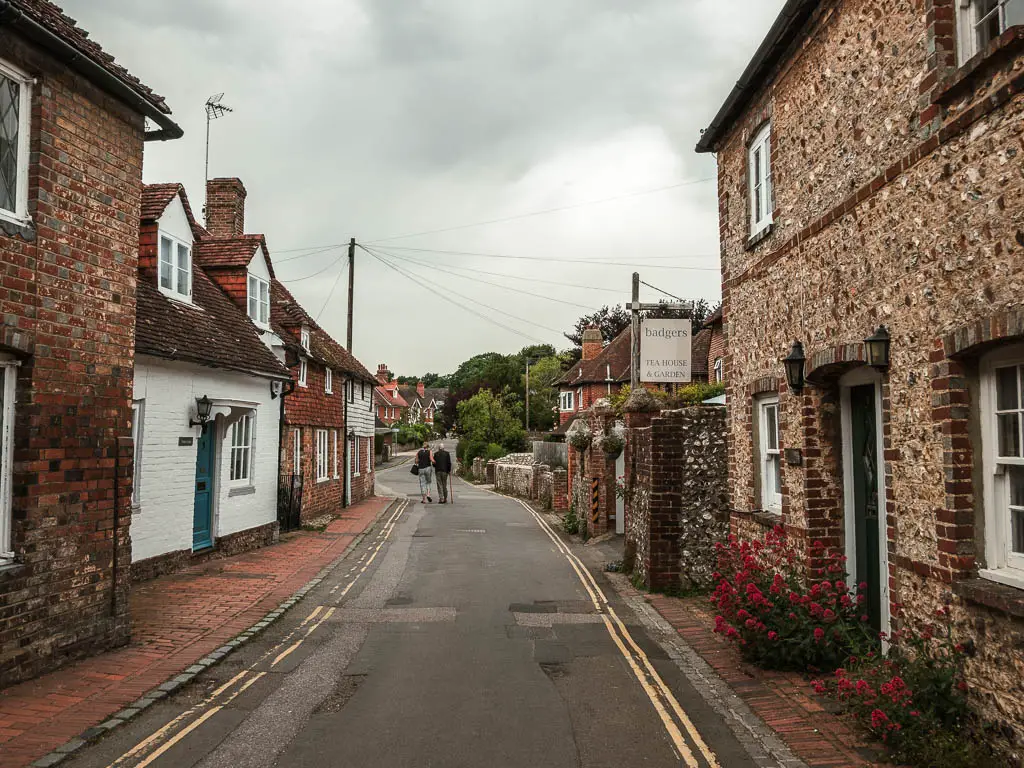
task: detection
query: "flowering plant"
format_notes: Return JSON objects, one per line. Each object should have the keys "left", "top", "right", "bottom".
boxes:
{"left": 711, "top": 526, "right": 875, "bottom": 671}
{"left": 811, "top": 607, "right": 999, "bottom": 768}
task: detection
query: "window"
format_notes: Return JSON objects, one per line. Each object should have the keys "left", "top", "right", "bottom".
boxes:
{"left": 353, "top": 434, "right": 361, "bottom": 477}
{"left": 293, "top": 428, "right": 301, "bottom": 474}
{"left": 757, "top": 396, "right": 782, "bottom": 511}
{"left": 230, "top": 412, "right": 255, "bottom": 483}
{"left": 0, "top": 59, "right": 31, "bottom": 224}
{"left": 714, "top": 358, "right": 725, "bottom": 383}
{"left": 578, "top": 387, "right": 584, "bottom": 410}
{"left": 559, "top": 391, "right": 574, "bottom": 412}
{"left": 958, "top": 0, "right": 1023, "bottom": 62}
{"left": 981, "top": 348, "right": 1024, "bottom": 585}
{"left": 348, "top": 380, "right": 355, "bottom": 403}
{"left": 316, "top": 429, "right": 329, "bottom": 482}
{"left": 0, "top": 357, "right": 18, "bottom": 563}
{"left": 131, "top": 400, "right": 144, "bottom": 508}
{"left": 158, "top": 233, "right": 192, "bottom": 301}
{"left": 332, "top": 430, "right": 339, "bottom": 478}
{"left": 247, "top": 275, "right": 270, "bottom": 327}
{"left": 300, "top": 327, "right": 310, "bottom": 351}
{"left": 748, "top": 122, "right": 773, "bottom": 236}
{"left": 325, "top": 368, "right": 333, "bottom": 394}
{"left": 298, "top": 357, "right": 307, "bottom": 387}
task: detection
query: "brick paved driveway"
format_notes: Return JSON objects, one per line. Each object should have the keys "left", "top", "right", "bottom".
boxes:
{"left": 0, "top": 496, "right": 390, "bottom": 768}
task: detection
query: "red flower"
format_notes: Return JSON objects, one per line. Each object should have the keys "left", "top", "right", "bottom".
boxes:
{"left": 870, "top": 709, "right": 889, "bottom": 729}
{"left": 813, "top": 627, "right": 825, "bottom": 642}
{"left": 768, "top": 631, "right": 778, "bottom": 641}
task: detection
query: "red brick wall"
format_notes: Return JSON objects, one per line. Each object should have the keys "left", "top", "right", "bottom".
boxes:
{"left": 204, "top": 267, "right": 248, "bottom": 311}
{"left": 708, "top": 326, "right": 726, "bottom": 380}
{"left": 0, "top": 31, "right": 146, "bottom": 686}
{"left": 349, "top": 436, "right": 374, "bottom": 504}
{"left": 204, "top": 178, "right": 246, "bottom": 238}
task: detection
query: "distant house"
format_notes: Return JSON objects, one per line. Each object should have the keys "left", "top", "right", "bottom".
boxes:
{"left": 374, "top": 364, "right": 408, "bottom": 426}
{"left": 398, "top": 382, "right": 447, "bottom": 427}
{"left": 0, "top": 0, "right": 181, "bottom": 685}
{"left": 131, "top": 184, "right": 291, "bottom": 579}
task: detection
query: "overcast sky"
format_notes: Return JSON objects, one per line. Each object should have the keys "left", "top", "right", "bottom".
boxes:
{"left": 63, "top": 0, "right": 784, "bottom": 375}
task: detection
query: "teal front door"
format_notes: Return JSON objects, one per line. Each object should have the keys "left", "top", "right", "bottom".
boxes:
{"left": 193, "top": 424, "right": 215, "bottom": 551}
{"left": 850, "top": 384, "right": 881, "bottom": 631}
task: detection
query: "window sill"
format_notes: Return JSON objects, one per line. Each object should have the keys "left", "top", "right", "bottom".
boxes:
{"left": 746, "top": 223, "right": 774, "bottom": 251}
{"left": 0, "top": 559, "right": 25, "bottom": 579}
{"left": 158, "top": 287, "right": 198, "bottom": 308}
{"left": 316, "top": 477, "right": 330, "bottom": 484}
{"left": 953, "top": 572, "right": 1024, "bottom": 619}
{"left": 0, "top": 212, "right": 35, "bottom": 241}
{"left": 936, "top": 26, "right": 1024, "bottom": 107}
{"left": 228, "top": 485, "right": 256, "bottom": 497}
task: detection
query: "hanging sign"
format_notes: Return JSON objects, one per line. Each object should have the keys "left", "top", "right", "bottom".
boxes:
{"left": 640, "top": 319, "right": 692, "bottom": 383}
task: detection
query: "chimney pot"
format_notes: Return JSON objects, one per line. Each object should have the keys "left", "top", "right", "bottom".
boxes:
{"left": 417, "top": 381, "right": 425, "bottom": 398}
{"left": 581, "top": 325, "right": 604, "bottom": 361}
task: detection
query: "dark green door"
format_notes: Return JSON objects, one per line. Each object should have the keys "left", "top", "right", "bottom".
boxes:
{"left": 850, "top": 384, "right": 881, "bottom": 631}
{"left": 193, "top": 424, "right": 215, "bottom": 551}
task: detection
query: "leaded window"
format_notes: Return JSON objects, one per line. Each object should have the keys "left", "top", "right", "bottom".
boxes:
{"left": 0, "top": 60, "right": 30, "bottom": 222}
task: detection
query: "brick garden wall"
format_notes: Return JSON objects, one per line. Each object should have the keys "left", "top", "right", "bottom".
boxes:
{"left": 712, "top": 0, "right": 1024, "bottom": 739}
{"left": 0, "top": 30, "right": 147, "bottom": 686}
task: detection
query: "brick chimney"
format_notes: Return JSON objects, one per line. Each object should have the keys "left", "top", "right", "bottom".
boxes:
{"left": 205, "top": 178, "right": 247, "bottom": 237}
{"left": 417, "top": 381, "right": 425, "bottom": 398}
{"left": 582, "top": 325, "right": 603, "bottom": 361}
{"left": 376, "top": 363, "right": 391, "bottom": 384}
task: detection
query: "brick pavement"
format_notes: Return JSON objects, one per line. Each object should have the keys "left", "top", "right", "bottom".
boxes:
{"left": 0, "top": 496, "right": 391, "bottom": 768}
{"left": 645, "top": 593, "right": 885, "bottom": 768}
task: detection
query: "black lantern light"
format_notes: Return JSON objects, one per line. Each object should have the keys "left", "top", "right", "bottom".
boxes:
{"left": 864, "top": 326, "right": 891, "bottom": 370}
{"left": 190, "top": 395, "right": 213, "bottom": 427}
{"left": 783, "top": 340, "right": 806, "bottom": 393}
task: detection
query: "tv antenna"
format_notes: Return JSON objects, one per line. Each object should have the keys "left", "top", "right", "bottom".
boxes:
{"left": 204, "top": 93, "right": 233, "bottom": 182}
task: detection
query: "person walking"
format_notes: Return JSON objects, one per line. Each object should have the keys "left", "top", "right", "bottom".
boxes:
{"left": 415, "top": 442, "right": 434, "bottom": 504}
{"left": 433, "top": 444, "right": 453, "bottom": 504}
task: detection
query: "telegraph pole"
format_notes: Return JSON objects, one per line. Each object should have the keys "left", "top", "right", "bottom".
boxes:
{"left": 630, "top": 272, "right": 640, "bottom": 391}
{"left": 525, "top": 358, "right": 534, "bottom": 432}
{"left": 346, "top": 237, "right": 356, "bottom": 351}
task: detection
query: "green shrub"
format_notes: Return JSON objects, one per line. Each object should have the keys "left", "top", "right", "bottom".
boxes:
{"left": 484, "top": 443, "right": 508, "bottom": 461}
{"left": 609, "top": 382, "right": 726, "bottom": 415}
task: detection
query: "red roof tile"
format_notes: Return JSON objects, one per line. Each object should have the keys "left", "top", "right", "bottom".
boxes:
{"left": 141, "top": 183, "right": 209, "bottom": 239}
{"left": 194, "top": 235, "right": 273, "bottom": 276}
{"left": 9, "top": 0, "right": 169, "bottom": 112}
{"left": 559, "top": 326, "right": 713, "bottom": 385}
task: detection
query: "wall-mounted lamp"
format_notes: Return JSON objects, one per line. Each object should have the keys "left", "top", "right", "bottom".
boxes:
{"left": 783, "top": 340, "right": 806, "bottom": 393}
{"left": 189, "top": 395, "right": 213, "bottom": 428}
{"left": 864, "top": 326, "right": 891, "bottom": 370}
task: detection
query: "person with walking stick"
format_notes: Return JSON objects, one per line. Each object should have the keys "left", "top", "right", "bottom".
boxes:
{"left": 433, "top": 443, "right": 453, "bottom": 505}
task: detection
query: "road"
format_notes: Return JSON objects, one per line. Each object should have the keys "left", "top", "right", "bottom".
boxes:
{"left": 67, "top": 441, "right": 761, "bottom": 768}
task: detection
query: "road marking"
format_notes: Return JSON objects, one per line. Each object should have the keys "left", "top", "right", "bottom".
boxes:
{"left": 330, "top": 500, "right": 407, "bottom": 601}
{"left": 105, "top": 501, "right": 408, "bottom": 768}
{"left": 512, "top": 496, "right": 721, "bottom": 768}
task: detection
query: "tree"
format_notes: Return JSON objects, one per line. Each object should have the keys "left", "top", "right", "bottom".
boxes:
{"left": 523, "top": 355, "right": 563, "bottom": 432}
{"left": 564, "top": 305, "right": 631, "bottom": 348}
{"left": 456, "top": 389, "right": 526, "bottom": 465}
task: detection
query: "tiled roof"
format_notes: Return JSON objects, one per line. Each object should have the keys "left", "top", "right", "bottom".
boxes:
{"left": 704, "top": 306, "right": 723, "bottom": 328}
{"left": 269, "top": 280, "right": 376, "bottom": 383}
{"left": 141, "top": 183, "right": 209, "bottom": 239}
{"left": 557, "top": 329, "right": 631, "bottom": 386}
{"left": 375, "top": 386, "right": 408, "bottom": 408}
{"left": 9, "top": 0, "right": 169, "bottom": 112}
{"left": 195, "top": 235, "right": 274, "bottom": 277}
{"left": 691, "top": 328, "right": 713, "bottom": 378}
{"left": 551, "top": 414, "right": 578, "bottom": 437}
{"left": 135, "top": 269, "right": 289, "bottom": 380}
{"left": 422, "top": 387, "right": 447, "bottom": 405}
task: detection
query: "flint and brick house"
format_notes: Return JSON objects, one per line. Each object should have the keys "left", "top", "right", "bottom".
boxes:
{"left": 130, "top": 184, "right": 290, "bottom": 580}
{"left": 0, "top": 0, "right": 181, "bottom": 685}
{"left": 697, "top": 0, "right": 1024, "bottom": 740}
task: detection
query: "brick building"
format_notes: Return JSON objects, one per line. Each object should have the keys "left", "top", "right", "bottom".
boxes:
{"left": 374, "top": 364, "right": 408, "bottom": 426}
{"left": 0, "top": 0, "right": 181, "bottom": 685}
{"left": 398, "top": 382, "right": 446, "bottom": 427}
{"left": 697, "top": 0, "right": 1024, "bottom": 739}
{"left": 131, "top": 184, "right": 290, "bottom": 580}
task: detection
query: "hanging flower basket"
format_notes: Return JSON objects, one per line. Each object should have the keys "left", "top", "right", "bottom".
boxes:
{"left": 566, "top": 420, "right": 592, "bottom": 451}
{"left": 599, "top": 432, "right": 625, "bottom": 458}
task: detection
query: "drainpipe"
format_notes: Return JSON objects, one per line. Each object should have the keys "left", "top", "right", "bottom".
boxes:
{"left": 276, "top": 377, "right": 296, "bottom": 524}
{"left": 111, "top": 435, "right": 122, "bottom": 617}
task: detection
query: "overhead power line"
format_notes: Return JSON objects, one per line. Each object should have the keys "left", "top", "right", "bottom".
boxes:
{"left": 278, "top": 254, "right": 345, "bottom": 283}
{"left": 371, "top": 246, "right": 600, "bottom": 311}
{"left": 640, "top": 280, "right": 686, "bottom": 303}
{"left": 357, "top": 246, "right": 547, "bottom": 344}
{"left": 315, "top": 257, "right": 348, "bottom": 322}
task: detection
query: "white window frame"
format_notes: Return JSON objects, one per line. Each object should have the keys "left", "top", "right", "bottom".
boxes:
{"left": 757, "top": 395, "right": 782, "bottom": 512}
{"left": 131, "top": 400, "right": 144, "bottom": 509}
{"left": 332, "top": 430, "right": 339, "bottom": 478}
{"left": 158, "top": 232, "right": 192, "bottom": 302}
{"left": 229, "top": 411, "right": 256, "bottom": 485}
{"left": 559, "top": 391, "right": 574, "bottom": 412}
{"left": 316, "top": 429, "right": 329, "bottom": 482}
{"left": 293, "top": 428, "right": 302, "bottom": 475}
{"left": 748, "top": 122, "right": 773, "bottom": 237}
{"left": 247, "top": 274, "right": 270, "bottom": 328}
{"left": 0, "top": 357, "right": 19, "bottom": 564}
{"left": 980, "top": 345, "right": 1024, "bottom": 588}
{"left": 577, "top": 387, "right": 584, "bottom": 410}
{"left": 325, "top": 368, "right": 333, "bottom": 394}
{"left": 300, "top": 327, "right": 310, "bottom": 351}
{"left": 957, "top": 0, "right": 1023, "bottom": 63}
{"left": 0, "top": 58, "right": 31, "bottom": 225}
{"left": 714, "top": 357, "right": 724, "bottom": 383}
{"left": 352, "top": 434, "right": 361, "bottom": 477}
{"left": 298, "top": 357, "right": 307, "bottom": 387}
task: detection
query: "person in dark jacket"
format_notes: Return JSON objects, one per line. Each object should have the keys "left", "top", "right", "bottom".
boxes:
{"left": 433, "top": 445, "right": 453, "bottom": 504}
{"left": 416, "top": 442, "right": 434, "bottom": 503}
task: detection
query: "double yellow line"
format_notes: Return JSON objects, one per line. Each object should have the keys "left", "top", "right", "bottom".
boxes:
{"left": 514, "top": 498, "right": 721, "bottom": 767}
{"left": 105, "top": 500, "right": 409, "bottom": 768}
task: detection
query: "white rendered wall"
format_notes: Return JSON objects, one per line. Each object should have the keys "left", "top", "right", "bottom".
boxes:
{"left": 131, "top": 356, "right": 282, "bottom": 562}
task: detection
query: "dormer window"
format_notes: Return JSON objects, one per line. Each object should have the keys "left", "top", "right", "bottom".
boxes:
{"left": 159, "top": 233, "right": 192, "bottom": 301}
{"left": 0, "top": 58, "right": 31, "bottom": 225}
{"left": 247, "top": 274, "right": 270, "bottom": 328}
{"left": 300, "top": 327, "right": 310, "bottom": 351}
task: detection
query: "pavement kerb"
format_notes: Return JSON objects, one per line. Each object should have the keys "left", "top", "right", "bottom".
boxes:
{"left": 29, "top": 497, "right": 401, "bottom": 768}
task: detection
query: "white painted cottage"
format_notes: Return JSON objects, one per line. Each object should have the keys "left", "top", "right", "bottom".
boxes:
{"left": 130, "top": 184, "right": 291, "bottom": 579}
